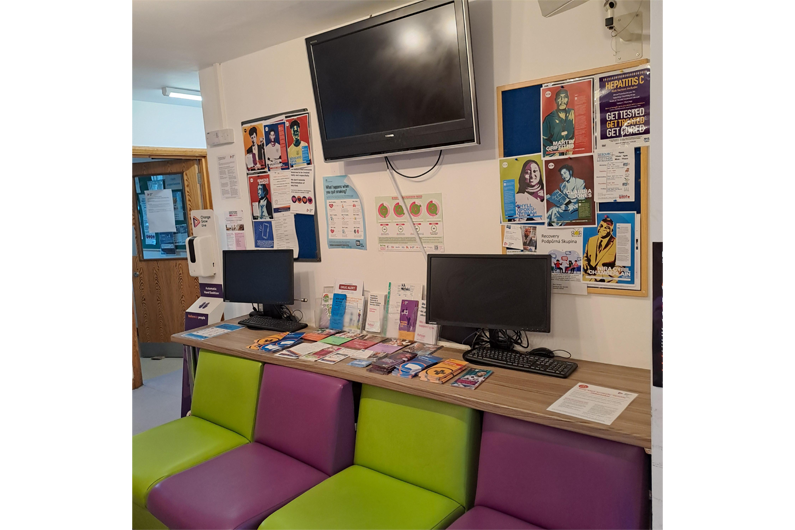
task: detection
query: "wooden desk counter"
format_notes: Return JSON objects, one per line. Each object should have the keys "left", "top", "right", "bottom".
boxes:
{"left": 173, "top": 318, "right": 651, "bottom": 450}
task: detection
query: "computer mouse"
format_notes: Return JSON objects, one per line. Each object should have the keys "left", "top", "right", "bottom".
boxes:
{"left": 530, "top": 347, "right": 555, "bottom": 358}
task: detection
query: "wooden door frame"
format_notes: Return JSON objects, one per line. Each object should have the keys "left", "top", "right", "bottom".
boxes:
{"left": 132, "top": 147, "right": 213, "bottom": 210}
{"left": 133, "top": 299, "right": 143, "bottom": 389}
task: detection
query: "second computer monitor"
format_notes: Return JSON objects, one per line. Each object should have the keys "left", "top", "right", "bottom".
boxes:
{"left": 426, "top": 254, "right": 551, "bottom": 333}
{"left": 222, "top": 249, "right": 294, "bottom": 306}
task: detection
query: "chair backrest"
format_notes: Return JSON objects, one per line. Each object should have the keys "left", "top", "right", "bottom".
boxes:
{"left": 354, "top": 385, "right": 481, "bottom": 509}
{"left": 475, "top": 413, "right": 649, "bottom": 530}
{"left": 254, "top": 364, "right": 355, "bottom": 476}
{"left": 190, "top": 350, "right": 263, "bottom": 441}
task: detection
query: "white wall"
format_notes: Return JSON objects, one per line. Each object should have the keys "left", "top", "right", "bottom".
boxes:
{"left": 132, "top": 100, "right": 207, "bottom": 148}
{"left": 199, "top": 0, "right": 653, "bottom": 368}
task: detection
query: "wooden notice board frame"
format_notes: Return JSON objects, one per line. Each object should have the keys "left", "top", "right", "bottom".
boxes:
{"left": 496, "top": 59, "right": 650, "bottom": 297}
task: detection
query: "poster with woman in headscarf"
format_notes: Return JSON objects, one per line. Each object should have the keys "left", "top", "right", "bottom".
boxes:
{"left": 499, "top": 153, "right": 545, "bottom": 223}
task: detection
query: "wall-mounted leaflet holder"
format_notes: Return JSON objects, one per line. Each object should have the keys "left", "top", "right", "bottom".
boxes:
{"left": 184, "top": 210, "right": 225, "bottom": 331}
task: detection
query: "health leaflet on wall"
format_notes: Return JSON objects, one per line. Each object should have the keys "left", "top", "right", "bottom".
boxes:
{"left": 273, "top": 212, "right": 299, "bottom": 258}
{"left": 269, "top": 169, "right": 292, "bottom": 212}
{"left": 224, "top": 210, "right": 247, "bottom": 250}
{"left": 323, "top": 175, "right": 366, "bottom": 250}
{"left": 594, "top": 149, "right": 635, "bottom": 203}
{"left": 217, "top": 154, "right": 241, "bottom": 200}
{"left": 541, "top": 78, "right": 593, "bottom": 159}
{"left": 544, "top": 156, "right": 595, "bottom": 228}
{"left": 290, "top": 166, "right": 315, "bottom": 215}
{"left": 537, "top": 227, "right": 587, "bottom": 295}
{"left": 581, "top": 212, "right": 638, "bottom": 288}
{"left": 375, "top": 193, "right": 444, "bottom": 252}
{"left": 597, "top": 66, "right": 650, "bottom": 149}
{"left": 500, "top": 154, "right": 546, "bottom": 223}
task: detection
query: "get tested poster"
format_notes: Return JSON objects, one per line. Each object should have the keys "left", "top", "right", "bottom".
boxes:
{"left": 544, "top": 156, "right": 595, "bottom": 228}
{"left": 541, "top": 79, "right": 593, "bottom": 158}
{"left": 263, "top": 121, "right": 289, "bottom": 171}
{"left": 597, "top": 66, "right": 650, "bottom": 149}
{"left": 242, "top": 123, "right": 267, "bottom": 174}
{"left": 248, "top": 174, "right": 273, "bottom": 221}
{"left": 499, "top": 154, "right": 546, "bottom": 223}
{"left": 285, "top": 114, "right": 312, "bottom": 168}
{"left": 581, "top": 211, "right": 637, "bottom": 286}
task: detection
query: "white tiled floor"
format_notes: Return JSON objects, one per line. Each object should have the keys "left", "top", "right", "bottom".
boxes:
{"left": 133, "top": 358, "right": 183, "bottom": 435}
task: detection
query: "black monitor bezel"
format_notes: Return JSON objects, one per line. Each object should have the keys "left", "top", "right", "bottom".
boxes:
{"left": 222, "top": 249, "right": 295, "bottom": 305}
{"left": 305, "top": 0, "right": 479, "bottom": 162}
{"left": 425, "top": 253, "right": 552, "bottom": 333}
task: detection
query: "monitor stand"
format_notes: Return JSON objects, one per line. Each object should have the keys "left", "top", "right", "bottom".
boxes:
{"left": 250, "top": 304, "right": 289, "bottom": 320}
{"left": 486, "top": 328, "right": 515, "bottom": 351}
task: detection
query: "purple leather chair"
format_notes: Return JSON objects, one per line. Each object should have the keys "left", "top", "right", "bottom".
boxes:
{"left": 449, "top": 413, "right": 649, "bottom": 530}
{"left": 147, "top": 364, "right": 355, "bottom": 530}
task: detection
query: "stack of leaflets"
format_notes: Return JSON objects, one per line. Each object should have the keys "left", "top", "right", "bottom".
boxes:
{"left": 393, "top": 355, "right": 442, "bottom": 378}
{"left": 279, "top": 341, "right": 329, "bottom": 360}
{"left": 367, "top": 351, "right": 417, "bottom": 375}
{"left": 247, "top": 332, "right": 288, "bottom": 350}
{"left": 348, "top": 359, "right": 373, "bottom": 368}
{"left": 318, "top": 351, "right": 350, "bottom": 364}
{"left": 344, "top": 334, "right": 386, "bottom": 350}
{"left": 365, "top": 338, "right": 413, "bottom": 358}
{"left": 259, "top": 332, "right": 305, "bottom": 353}
{"left": 451, "top": 369, "right": 493, "bottom": 390}
{"left": 402, "top": 342, "right": 443, "bottom": 356}
{"left": 302, "top": 328, "right": 341, "bottom": 342}
{"left": 299, "top": 346, "right": 339, "bottom": 362}
{"left": 321, "top": 330, "right": 364, "bottom": 346}
{"left": 418, "top": 358, "right": 469, "bottom": 384}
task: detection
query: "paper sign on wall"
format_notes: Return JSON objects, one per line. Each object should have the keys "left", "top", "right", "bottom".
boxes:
{"left": 144, "top": 189, "right": 177, "bottom": 233}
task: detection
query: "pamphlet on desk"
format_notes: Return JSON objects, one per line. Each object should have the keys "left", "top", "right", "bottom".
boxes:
{"left": 334, "top": 279, "right": 367, "bottom": 331}
{"left": 182, "top": 323, "right": 243, "bottom": 341}
{"left": 414, "top": 301, "right": 439, "bottom": 345}
{"left": 547, "top": 383, "right": 638, "bottom": 425}
{"left": 365, "top": 292, "right": 386, "bottom": 333}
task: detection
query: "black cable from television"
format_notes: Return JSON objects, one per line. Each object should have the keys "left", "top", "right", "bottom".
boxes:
{"left": 384, "top": 150, "right": 443, "bottom": 179}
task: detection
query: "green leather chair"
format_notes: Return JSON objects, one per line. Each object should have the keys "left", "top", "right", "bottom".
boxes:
{"left": 133, "top": 350, "right": 263, "bottom": 529}
{"left": 260, "top": 384, "right": 481, "bottom": 530}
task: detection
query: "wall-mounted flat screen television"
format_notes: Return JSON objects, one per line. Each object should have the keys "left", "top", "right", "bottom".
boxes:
{"left": 306, "top": 0, "right": 479, "bottom": 162}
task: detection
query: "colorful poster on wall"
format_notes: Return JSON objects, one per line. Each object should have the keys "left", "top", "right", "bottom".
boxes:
{"left": 290, "top": 166, "right": 315, "bottom": 215}
{"left": 253, "top": 220, "right": 274, "bottom": 248}
{"left": 541, "top": 79, "right": 593, "bottom": 158}
{"left": 499, "top": 154, "right": 546, "bottom": 223}
{"left": 544, "top": 156, "right": 595, "bottom": 227}
{"left": 286, "top": 114, "right": 312, "bottom": 168}
{"left": 248, "top": 174, "right": 273, "bottom": 221}
{"left": 224, "top": 210, "right": 247, "bottom": 250}
{"left": 537, "top": 227, "right": 587, "bottom": 295}
{"left": 323, "top": 176, "right": 366, "bottom": 250}
{"left": 263, "top": 121, "right": 290, "bottom": 171}
{"left": 242, "top": 122, "right": 267, "bottom": 174}
{"left": 597, "top": 66, "right": 650, "bottom": 150}
{"left": 594, "top": 149, "right": 635, "bottom": 203}
{"left": 652, "top": 241, "right": 662, "bottom": 388}
{"left": 582, "top": 212, "right": 637, "bottom": 287}
{"left": 375, "top": 193, "right": 444, "bottom": 252}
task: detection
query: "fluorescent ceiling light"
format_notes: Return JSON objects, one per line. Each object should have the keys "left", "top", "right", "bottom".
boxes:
{"left": 162, "top": 87, "right": 202, "bottom": 101}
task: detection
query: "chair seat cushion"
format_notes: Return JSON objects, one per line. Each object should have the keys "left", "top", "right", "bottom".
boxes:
{"left": 260, "top": 465, "right": 464, "bottom": 530}
{"left": 148, "top": 442, "right": 330, "bottom": 530}
{"left": 133, "top": 416, "right": 248, "bottom": 508}
{"left": 448, "top": 507, "right": 543, "bottom": 530}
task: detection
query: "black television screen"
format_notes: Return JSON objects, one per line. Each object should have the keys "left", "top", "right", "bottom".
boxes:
{"left": 426, "top": 254, "right": 552, "bottom": 332}
{"left": 306, "top": 0, "right": 478, "bottom": 161}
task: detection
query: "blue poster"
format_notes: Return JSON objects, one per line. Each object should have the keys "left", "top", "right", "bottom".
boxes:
{"left": 323, "top": 175, "right": 367, "bottom": 250}
{"left": 581, "top": 212, "right": 636, "bottom": 286}
{"left": 253, "top": 220, "right": 274, "bottom": 248}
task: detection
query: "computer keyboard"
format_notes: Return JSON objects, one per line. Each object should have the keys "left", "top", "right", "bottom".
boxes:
{"left": 463, "top": 347, "right": 577, "bottom": 378}
{"left": 238, "top": 316, "right": 308, "bottom": 333}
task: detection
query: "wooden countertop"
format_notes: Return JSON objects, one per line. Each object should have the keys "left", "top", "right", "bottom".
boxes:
{"left": 173, "top": 318, "right": 651, "bottom": 450}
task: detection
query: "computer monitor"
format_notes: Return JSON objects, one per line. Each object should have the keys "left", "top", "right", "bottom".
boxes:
{"left": 222, "top": 250, "right": 294, "bottom": 306}
{"left": 426, "top": 254, "right": 551, "bottom": 333}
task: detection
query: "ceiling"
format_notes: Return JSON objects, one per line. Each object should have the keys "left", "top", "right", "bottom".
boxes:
{"left": 133, "top": 0, "right": 407, "bottom": 107}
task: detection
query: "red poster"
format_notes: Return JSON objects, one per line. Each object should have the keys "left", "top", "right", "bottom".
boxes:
{"left": 541, "top": 79, "right": 593, "bottom": 158}
{"left": 544, "top": 156, "right": 595, "bottom": 228}
{"left": 248, "top": 174, "right": 273, "bottom": 221}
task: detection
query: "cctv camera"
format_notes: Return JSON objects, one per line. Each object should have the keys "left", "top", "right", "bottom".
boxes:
{"left": 604, "top": 0, "right": 617, "bottom": 30}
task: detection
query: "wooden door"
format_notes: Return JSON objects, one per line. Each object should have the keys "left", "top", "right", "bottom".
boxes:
{"left": 133, "top": 300, "right": 143, "bottom": 389}
{"left": 133, "top": 159, "right": 203, "bottom": 354}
